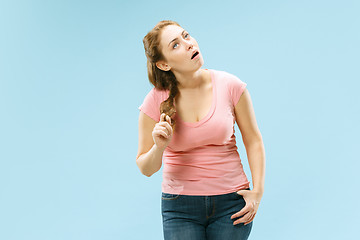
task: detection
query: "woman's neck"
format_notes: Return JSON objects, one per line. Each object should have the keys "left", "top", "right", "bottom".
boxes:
{"left": 173, "top": 68, "right": 208, "bottom": 90}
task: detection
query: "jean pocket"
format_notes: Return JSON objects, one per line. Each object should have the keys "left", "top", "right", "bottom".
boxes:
{"left": 233, "top": 187, "right": 251, "bottom": 197}
{"left": 161, "top": 192, "right": 180, "bottom": 200}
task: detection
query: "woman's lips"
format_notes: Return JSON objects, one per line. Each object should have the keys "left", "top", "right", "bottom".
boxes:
{"left": 191, "top": 51, "right": 200, "bottom": 60}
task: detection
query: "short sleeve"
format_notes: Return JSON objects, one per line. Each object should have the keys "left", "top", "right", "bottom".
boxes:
{"left": 227, "top": 74, "right": 247, "bottom": 106}
{"left": 138, "top": 88, "right": 161, "bottom": 122}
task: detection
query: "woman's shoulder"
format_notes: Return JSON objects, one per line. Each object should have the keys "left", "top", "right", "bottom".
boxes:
{"left": 208, "top": 68, "right": 239, "bottom": 79}
{"left": 145, "top": 86, "right": 170, "bottom": 102}
{"left": 208, "top": 69, "right": 242, "bottom": 86}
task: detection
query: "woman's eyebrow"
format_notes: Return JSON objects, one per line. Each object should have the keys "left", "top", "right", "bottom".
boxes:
{"left": 168, "top": 30, "right": 185, "bottom": 47}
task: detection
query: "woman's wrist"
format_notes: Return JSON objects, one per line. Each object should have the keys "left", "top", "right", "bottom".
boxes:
{"left": 252, "top": 187, "right": 264, "bottom": 194}
{"left": 153, "top": 144, "right": 166, "bottom": 153}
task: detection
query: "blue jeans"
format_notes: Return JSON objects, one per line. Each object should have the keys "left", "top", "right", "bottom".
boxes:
{"left": 161, "top": 188, "right": 252, "bottom": 240}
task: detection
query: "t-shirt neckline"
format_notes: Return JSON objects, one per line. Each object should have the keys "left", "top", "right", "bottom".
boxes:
{"left": 176, "top": 69, "right": 216, "bottom": 128}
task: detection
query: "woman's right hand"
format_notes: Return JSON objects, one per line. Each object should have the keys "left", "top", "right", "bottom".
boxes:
{"left": 152, "top": 113, "right": 173, "bottom": 150}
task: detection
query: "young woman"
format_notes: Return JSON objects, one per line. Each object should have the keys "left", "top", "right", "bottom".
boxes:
{"left": 136, "top": 20, "right": 266, "bottom": 240}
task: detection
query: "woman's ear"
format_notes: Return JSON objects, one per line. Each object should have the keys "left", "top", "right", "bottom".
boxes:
{"left": 156, "top": 61, "right": 171, "bottom": 71}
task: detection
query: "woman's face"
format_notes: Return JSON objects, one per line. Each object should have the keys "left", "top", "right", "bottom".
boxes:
{"left": 156, "top": 25, "right": 204, "bottom": 73}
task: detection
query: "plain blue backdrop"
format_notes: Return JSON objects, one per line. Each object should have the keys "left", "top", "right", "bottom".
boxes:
{"left": 0, "top": 0, "right": 359, "bottom": 239}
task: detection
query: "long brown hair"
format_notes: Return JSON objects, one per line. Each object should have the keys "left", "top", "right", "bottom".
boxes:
{"left": 143, "top": 20, "right": 180, "bottom": 130}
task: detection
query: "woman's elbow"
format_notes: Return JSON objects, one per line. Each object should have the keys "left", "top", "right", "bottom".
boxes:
{"left": 136, "top": 158, "right": 156, "bottom": 177}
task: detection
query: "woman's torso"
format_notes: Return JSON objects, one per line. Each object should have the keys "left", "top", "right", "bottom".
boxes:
{"left": 161, "top": 69, "right": 250, "bottom": 195}
{"left": 138, "top": 68, "right": 250, "bottom": 195}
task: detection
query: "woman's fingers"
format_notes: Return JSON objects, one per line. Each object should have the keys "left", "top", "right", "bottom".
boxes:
{"left": 157, "top": 117, "right": 173, "bottom": 136}
{"left": 160, "top": 113, "right": 170, "bottom": 123}
{"left": 230, "top": 189, "right": 262, "bottom": 225}
{"left": 161, "top": 113, "right": 172, "bottom": 125}
{"left": 233, "top": 211, "right": 254, "bottom": 225}
{"left": 231, "top": 205, "right": 250, "bottom": 220}
{"left": 161, "top": 113, "right": 167, "bottom": 122}
{"left": 231, "top": 200, "right": 258, "bottom": 225}
{"left": 153, "top": 129, "right": 169, "bottom": 139}
{"left": 166, "top": 115, "right": 172, "bottom": 125}
{"left": 155, "top": 124, "right": 170, "bottom": 136}
{"left": 159, "top": 127, "right": 170, "bottom": 138}
{"left": 153, "top": 114, "right": 173, "bottom": 147}
{"left": 158, "top": 122, "right": 172, "bottom": 133}
{"left": 244, "top": 212, "right": 256, "bottom": 225}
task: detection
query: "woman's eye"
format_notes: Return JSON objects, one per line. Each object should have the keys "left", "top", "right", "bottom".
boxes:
{"left": 184, "top": 33, "right": 190, "bottom": 39}
{"left": 173, "top": 43, "right": 179, "bottom": 49}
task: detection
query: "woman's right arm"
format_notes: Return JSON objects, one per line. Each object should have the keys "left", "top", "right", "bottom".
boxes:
{"left": 136, "top": 112, "right": 173, "bottom": 177}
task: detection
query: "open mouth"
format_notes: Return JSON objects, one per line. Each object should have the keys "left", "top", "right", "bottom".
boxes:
{"left": 191, "top": 51, "right": 199, "bottom": 60}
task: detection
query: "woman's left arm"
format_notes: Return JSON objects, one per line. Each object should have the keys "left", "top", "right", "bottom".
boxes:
{"left": 231, "top": 88, "right": 266, "bottom": 225}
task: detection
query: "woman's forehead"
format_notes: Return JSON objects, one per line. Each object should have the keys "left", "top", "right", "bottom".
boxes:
{"left": 161, "top": 25, "right": 185, "bottom": 45}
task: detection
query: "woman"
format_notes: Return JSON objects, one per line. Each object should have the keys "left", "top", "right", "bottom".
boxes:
{"left": 136, "top": 20, "right": 265, "bottom": 240}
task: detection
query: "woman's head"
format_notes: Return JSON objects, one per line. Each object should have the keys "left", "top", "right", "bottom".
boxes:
{"left": 143, "top": 20, "right": 203, "bottom": 130}
{"left": 155, "top": 23, "right": 203, "bottom": 74}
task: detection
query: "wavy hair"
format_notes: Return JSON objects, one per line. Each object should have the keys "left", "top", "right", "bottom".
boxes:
{"left": 142, "top": 20, "right": 180, "bottom": 130}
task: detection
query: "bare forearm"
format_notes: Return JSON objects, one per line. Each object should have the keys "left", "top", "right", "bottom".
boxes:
{"left": 245, "top": 140, "right": 266, "bottom": 193}
{"left": 136, "top": 144, "right": 165, "bottom": 177}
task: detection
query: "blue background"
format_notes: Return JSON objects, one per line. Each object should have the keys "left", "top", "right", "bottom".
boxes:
{"left": 0, "top": 0, "right": 359, "bottom": 239}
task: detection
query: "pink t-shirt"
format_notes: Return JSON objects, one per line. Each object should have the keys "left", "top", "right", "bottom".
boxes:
{"left": 138, "top": 69, "right": 250, "bottom": 195}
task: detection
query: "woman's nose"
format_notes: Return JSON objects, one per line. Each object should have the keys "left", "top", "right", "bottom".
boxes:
{"left": 187, "top": 42, "right": 193, "bottom": 50}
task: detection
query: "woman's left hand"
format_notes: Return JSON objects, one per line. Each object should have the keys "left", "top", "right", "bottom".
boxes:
{"left": 231, "top": 189, "right": 263, "bottom": 226}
